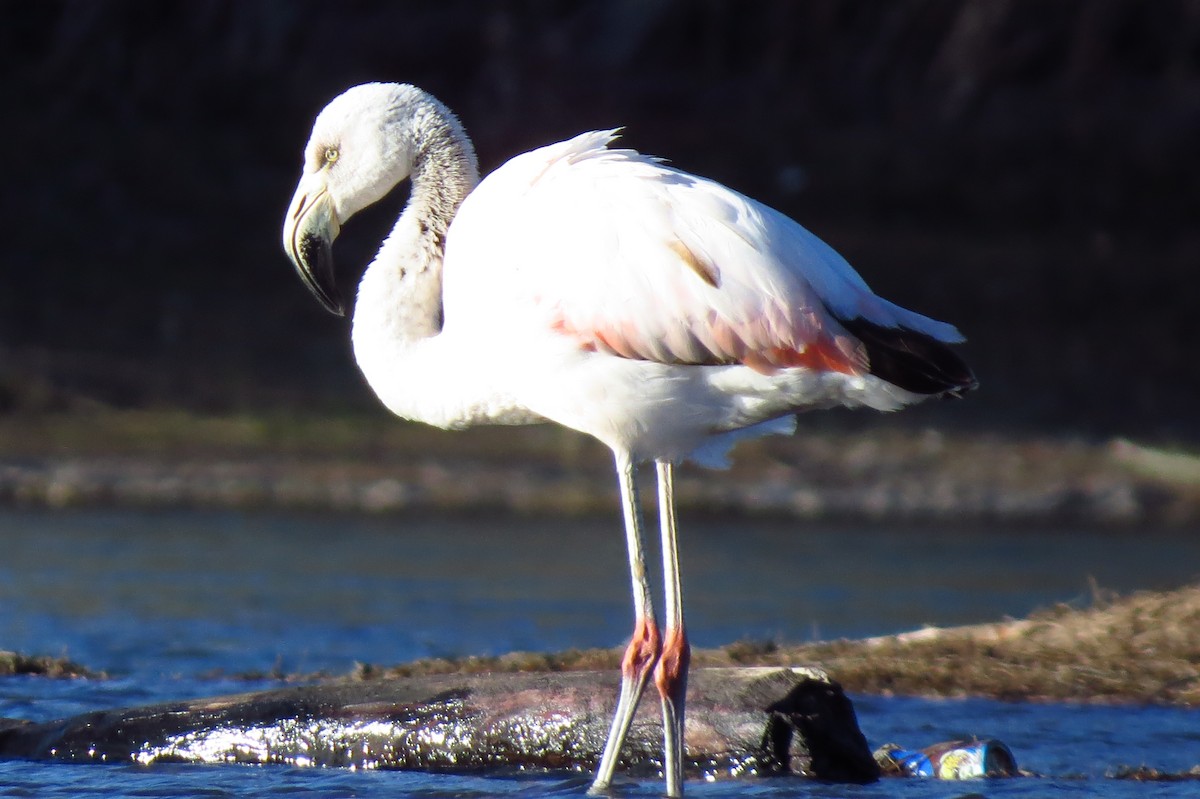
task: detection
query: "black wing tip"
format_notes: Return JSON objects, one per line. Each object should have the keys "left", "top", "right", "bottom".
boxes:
{"left": 840, "top": 318, "right": 978, "bottom": 398}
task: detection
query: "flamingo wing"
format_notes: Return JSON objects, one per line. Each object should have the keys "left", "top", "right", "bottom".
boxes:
{"left": 444, "top": 131, "right": 964, "bottom": 381}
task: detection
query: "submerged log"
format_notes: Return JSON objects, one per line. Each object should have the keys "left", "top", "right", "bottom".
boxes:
{"left": 0, "top": 666, "right": 879, "bottom": 783}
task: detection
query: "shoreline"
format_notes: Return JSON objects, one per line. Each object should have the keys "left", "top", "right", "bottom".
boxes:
{"left": 345, "top": 583, "right": 1200, "bottom": 708}
{"left": 9, "top": 583, "right": 1198, "bottom": 707}
{"left": 0, "top": 414, "right": 1198, "bottom": 524}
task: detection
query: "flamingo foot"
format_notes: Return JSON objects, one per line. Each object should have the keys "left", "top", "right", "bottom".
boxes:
{"left": 655, "top": 625, "right": 691, "bottom": 797}
{"left": 590, "top": 616, "right": 662, "bottom": 794}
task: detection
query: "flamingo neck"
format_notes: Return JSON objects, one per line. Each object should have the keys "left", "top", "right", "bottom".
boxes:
{"left": 350, "top": 100, "right": 485, "bottom": 428}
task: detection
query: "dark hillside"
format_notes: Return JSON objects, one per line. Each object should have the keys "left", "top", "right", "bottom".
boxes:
{"left": 2, "top": 0, "right": 1197, "bottom": 438}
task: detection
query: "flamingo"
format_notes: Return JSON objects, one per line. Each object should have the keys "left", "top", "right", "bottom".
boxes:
{"left": 282, "top": 83, "right": 975, "bottom": 796}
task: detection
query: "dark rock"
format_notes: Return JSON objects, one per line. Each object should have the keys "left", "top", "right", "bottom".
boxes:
{"left": 0, "top": 666, "right": 877, "bottom": 783}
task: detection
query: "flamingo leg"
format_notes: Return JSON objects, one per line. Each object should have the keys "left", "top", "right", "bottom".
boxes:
{"left": 654, "top": 460, "right": 690, "bottom": 797}
{"left": 590, "top": 454, "right": 661, "bottom": 795}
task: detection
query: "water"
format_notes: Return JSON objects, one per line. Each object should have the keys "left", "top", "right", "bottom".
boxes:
{"left": 1, "top": 507, "right": 1198, "bottom": 796}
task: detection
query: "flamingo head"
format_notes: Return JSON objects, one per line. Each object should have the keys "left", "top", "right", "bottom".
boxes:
{"left": 282, "top": 83, "right": 425, "bottom": 316}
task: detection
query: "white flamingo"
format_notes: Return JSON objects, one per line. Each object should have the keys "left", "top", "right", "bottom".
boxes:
{"left": 283, "top": 83, "right": 975, "bottom": 796}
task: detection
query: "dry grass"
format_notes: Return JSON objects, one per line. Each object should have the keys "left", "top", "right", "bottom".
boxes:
{"left": 8, "top": 584, "right": 1200, "bottom": 709}
{"left": 344, "top": 584, "right": 1200, "bottom": 706}
{"left": 754, "top": 585, "right": 1200, "bottom": 705}
{"left": 0, "top": 651, "right": 99, "bottom": 679}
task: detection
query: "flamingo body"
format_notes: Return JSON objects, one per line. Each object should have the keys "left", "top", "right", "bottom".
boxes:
{"left": 283, "top": 83, "right": 975, "bottom": 796}
{"left": 359, "top": 127, "right": 967, "bottom": 464}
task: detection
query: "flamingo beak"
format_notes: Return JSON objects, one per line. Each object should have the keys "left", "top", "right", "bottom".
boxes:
{"left": 283, "top": 174, "right": 345, "bottom": 316}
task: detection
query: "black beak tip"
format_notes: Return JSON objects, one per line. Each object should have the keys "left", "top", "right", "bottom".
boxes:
{"left": 309, "top": 275, "right": 346, "bottom": 317}
{"left": 296, "top": 232, "right": 345, "bottom": 317}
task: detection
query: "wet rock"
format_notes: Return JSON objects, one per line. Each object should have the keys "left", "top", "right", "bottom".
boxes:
{"left": 0, "top": 667, "right": 878, "bottom": 783}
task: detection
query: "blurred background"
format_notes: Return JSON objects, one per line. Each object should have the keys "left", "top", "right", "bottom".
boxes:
{"left": 1, "top": 0, "right": 1197, "bottom": 440}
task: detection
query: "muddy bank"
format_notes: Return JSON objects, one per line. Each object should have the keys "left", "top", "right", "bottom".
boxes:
{"left": 1, "top": 417, "right": 1198, "bottom": 524}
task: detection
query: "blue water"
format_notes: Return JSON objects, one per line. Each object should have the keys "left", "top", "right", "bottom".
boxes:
{"left": 1, "top": 507, "right": 1198, "bottom": 796}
